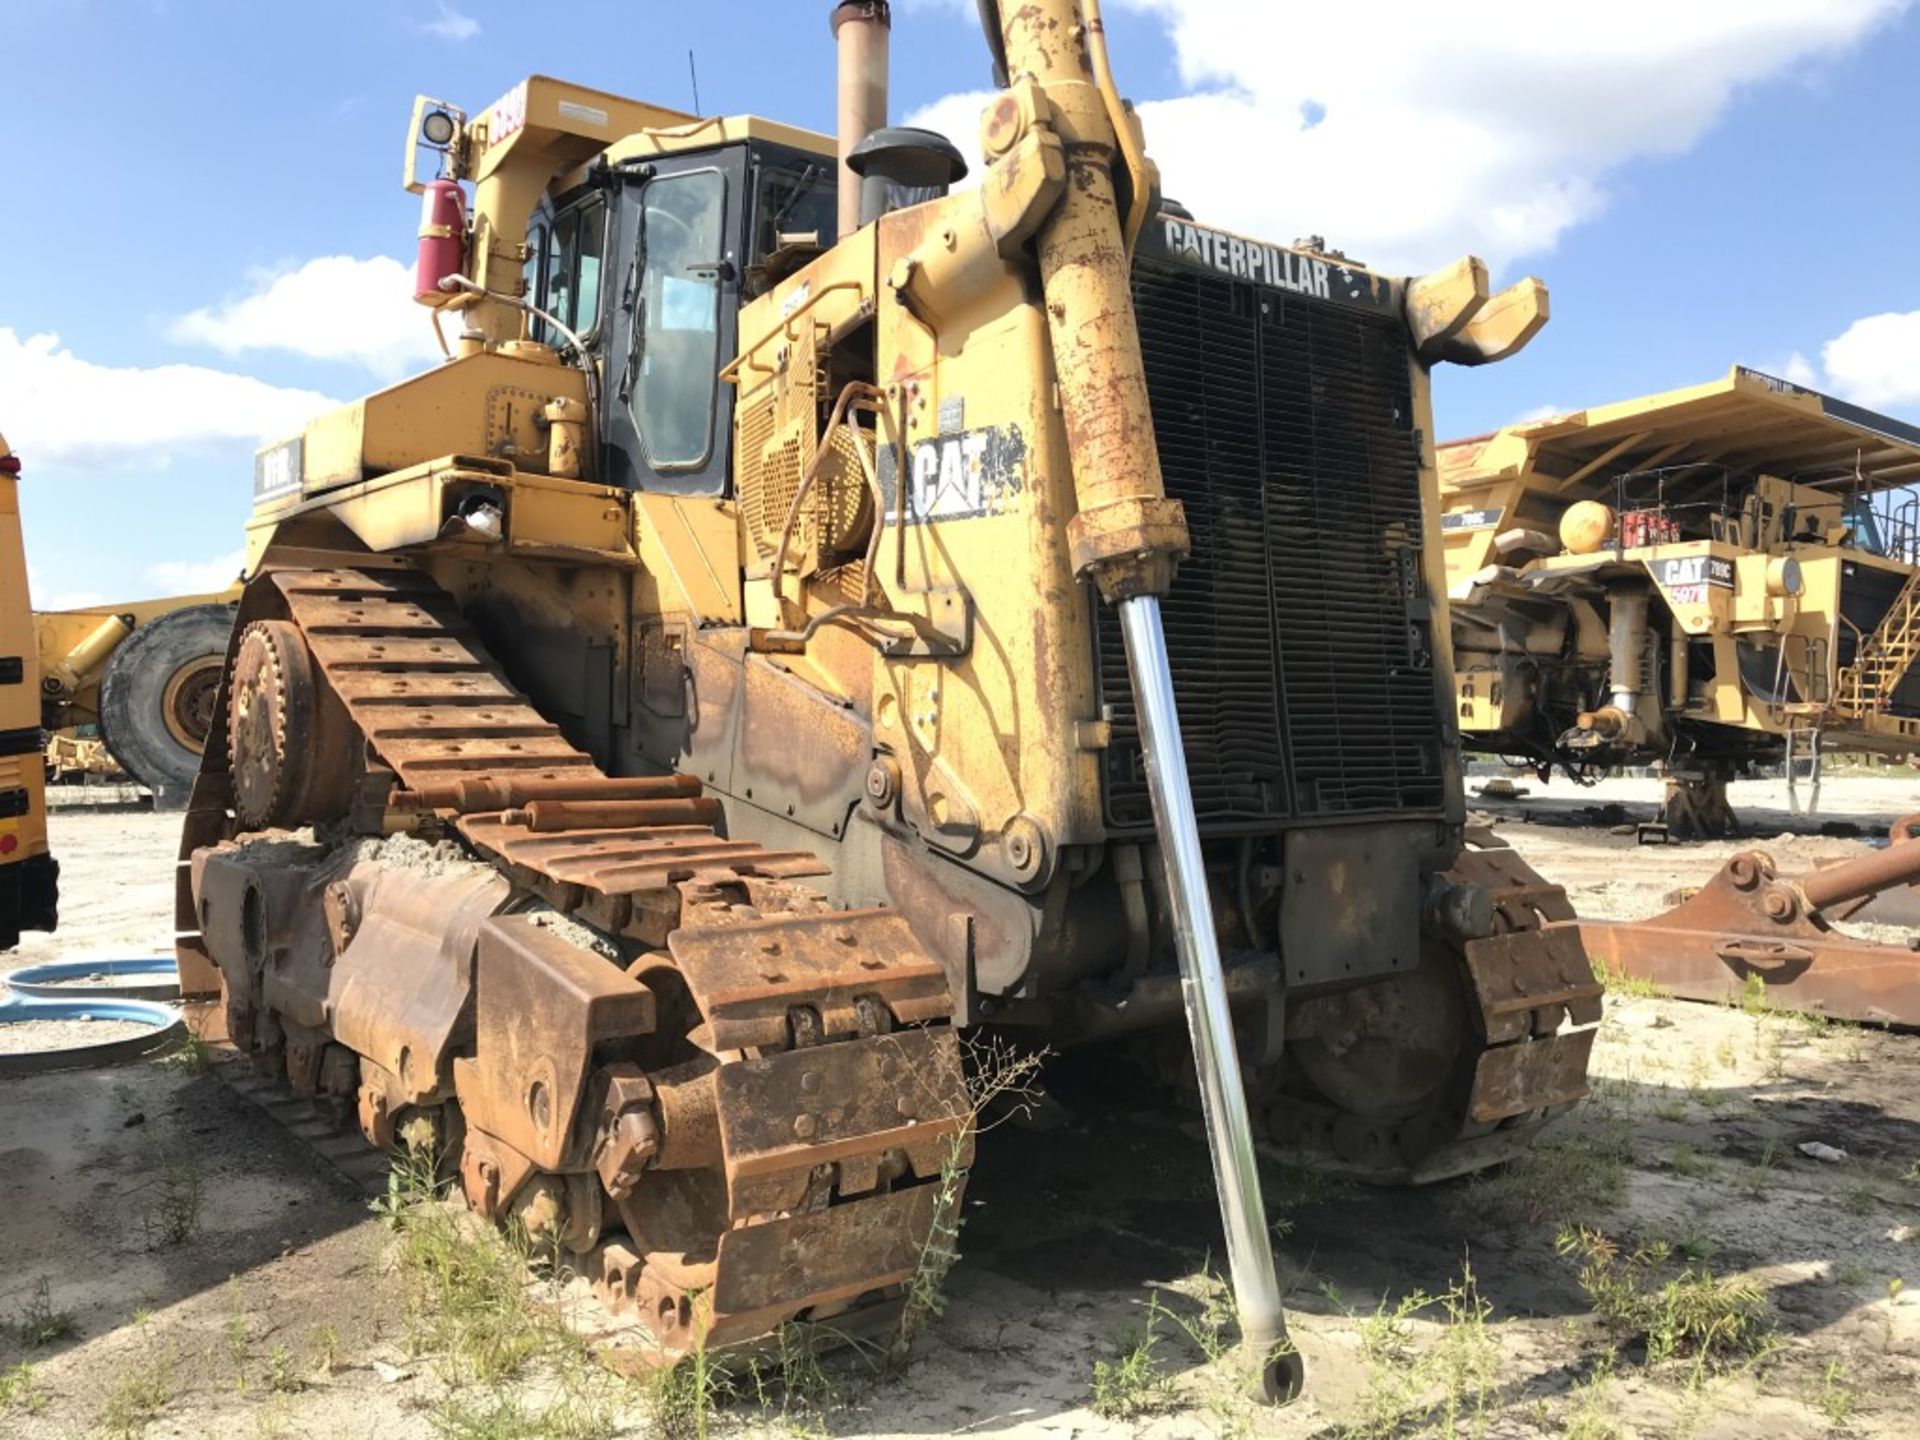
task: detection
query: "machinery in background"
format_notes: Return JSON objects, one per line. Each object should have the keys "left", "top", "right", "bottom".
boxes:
{"left": 1441, "top": 367, "right": 1920, "bottom": 836}
{"left": 1, "top": 433, "right": 58, "bottom": 950}
{"left": 36, "top": 590, "right": 239, "bottom": 806}
{"left": 176, "top": 0, "right": 1596, "bottom": 1391}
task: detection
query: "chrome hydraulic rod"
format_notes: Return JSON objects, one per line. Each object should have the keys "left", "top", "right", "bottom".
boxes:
{"left": 1119, "top": 594, "right": 1299, "bottom": 1398}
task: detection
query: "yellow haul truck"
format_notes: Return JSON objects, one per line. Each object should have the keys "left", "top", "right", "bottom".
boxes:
{"left": 177, "top": 0, "right": 1594, "bottom": 1389}
{"left": 1, "top": 433, "right": 58, "bottom": 949}
{"left": 1440, "top": 367, "right": 1920, "bottom": 835}
{"left": 36, "top": 590, "right": 239, "bottom": 806}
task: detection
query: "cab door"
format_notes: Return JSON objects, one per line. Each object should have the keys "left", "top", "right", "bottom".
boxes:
{"left": 601, "top": 151, "right": 746, "bottom": 496}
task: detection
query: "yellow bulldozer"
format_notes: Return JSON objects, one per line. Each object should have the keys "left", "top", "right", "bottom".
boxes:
{"left": 1, "top": 433, "right": 58, "bottom": 950}
{"left": 36, "top": 590, "right": 240, "bottom": 805}
{"left": 176, "top": 0, "right": 1602, "bottom": 1390}
{"left": 1441, "top": 367, "right": 1920, "bottom": 835}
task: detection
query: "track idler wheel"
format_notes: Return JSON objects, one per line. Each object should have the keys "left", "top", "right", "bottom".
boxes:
{"left": 1263, "top": 839, "right": 1599, "bottom": 1183}
{"left": 229, "top": 619, "right": 354, "bottom": 829}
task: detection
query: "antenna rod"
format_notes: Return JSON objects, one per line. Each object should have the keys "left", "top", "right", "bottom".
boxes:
{"left": 688, "top": 49, "right": 702, "bottom": 115}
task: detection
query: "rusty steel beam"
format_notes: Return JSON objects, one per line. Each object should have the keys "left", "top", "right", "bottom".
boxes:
{"left": 394, "top": 772, "right": 704, "bottom": 813}
{"left": 1569, "top": 835, "right": 1920, "bottom": 1026}
{"left": 502, "top": 797, "right": 723, "bottom": 833}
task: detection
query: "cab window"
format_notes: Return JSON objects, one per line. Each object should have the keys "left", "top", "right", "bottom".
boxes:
{"left": 632, "top": 170, "right": 725, "bottom": 469}
{"left": 525, "top": 194, "right": 606, "bottom": 347}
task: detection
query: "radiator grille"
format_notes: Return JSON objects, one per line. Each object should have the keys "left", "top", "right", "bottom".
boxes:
{"left": 1095, "top": 259, "right": 1445, "bottom": 830}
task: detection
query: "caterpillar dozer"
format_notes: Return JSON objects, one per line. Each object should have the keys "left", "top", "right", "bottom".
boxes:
{"left": 177, "top": 0, "right": 1597, "bottom": 1392}
{"left": 2, "top": 433, "right": 58, "bottom": 950}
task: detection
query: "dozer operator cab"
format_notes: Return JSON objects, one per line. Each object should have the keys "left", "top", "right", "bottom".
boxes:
{"left": 518, "top": 135, "right": 844, "bottom": 495}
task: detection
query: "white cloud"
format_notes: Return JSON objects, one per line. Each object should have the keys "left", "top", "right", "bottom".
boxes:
{"left": 25, "top": 561, "right": 105, "bottom": 612}
{"left": 146, "top": 546, "right": 248, "bottom": 598}
{"left": 1753, "top": 315, "right": 1920, "bottom": 417}
{"left": 1815, "top": 312, "right": 1920, "bottom": 411}
{"left": 414, "top": 2, "right": 480, "bottom": 42}
{"left": 0, "top": 328, "right": 337, "bottom": 469}
{"left": 169, "top": 255, "right": 443, "bottom": 380}
{"left": 1511, "top": 403, "right": 1566, "bottom": 426}
{"left": 1778, "top": 351, "right": 1822, "bottom": 389}
{"left": 910, "top": 0, "right": 1905, "bottom": 275}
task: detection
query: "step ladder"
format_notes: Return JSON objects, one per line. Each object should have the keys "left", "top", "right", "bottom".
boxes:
{"left": 1838, "top": 568, "right": 1920, "bottom": 714}
{"left": 1778, "top": 697, "right": 1831, "bottom": 817}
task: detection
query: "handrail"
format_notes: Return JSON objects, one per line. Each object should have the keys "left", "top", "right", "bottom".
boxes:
{"left": 718, "top": 280, "right": 865, "bottom": 384}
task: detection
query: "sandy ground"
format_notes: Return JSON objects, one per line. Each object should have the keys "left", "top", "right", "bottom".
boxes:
{"left": 2, "top": 791, "right": 1917, "bottom": 1438}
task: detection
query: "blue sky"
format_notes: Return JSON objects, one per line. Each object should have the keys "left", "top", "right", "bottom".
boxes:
{"left": 3, "top": 0, "right": 1916, "bottom": 604}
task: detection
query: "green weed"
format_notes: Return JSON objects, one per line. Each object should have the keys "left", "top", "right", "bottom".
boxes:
{"left": 1556, "top": 1226, "right": 1770, "bottom": 1366}
{"left": 142, "top": 1163, "right": 205, "bottom": 1248}
{"left": 0, "top": 1361, "right": 47, "bottom": 1414}
{"left": 1670, "top": 1144, "right": 1714, "bottom": 1180}
{"left": 897, "top": 1035, "right": 1045, "bottom": 1354}
{"left": 5, "top": 1276, "right": 77, "bottom": 1347}
{"left": 1592, "top": 958, "right": 1665, "bottom": 999}
{"left": 1814, "top": 1358, "right": 1856, "bottom": 1428}
{"left": 162, "top": 1031, "right": 214, "bottom": 1075}
{"left": 96, "top": 1335, "right": 174, "bottom": 1439}
{"left": 1746, "top": 1140, "right": 1782, "bottom": 1196}
{"left": 1561, "top": 1351, "right": 1621, "bottom": 1440}
{"left": 1090, "top": 1302, "right": 1170, "bottom": 1420}
{"left": 1469, "top": 1115, "right": 1632, "bottom": 1225}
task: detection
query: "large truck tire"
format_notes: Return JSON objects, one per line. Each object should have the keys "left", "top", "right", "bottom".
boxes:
{"left": 99, "top": 603, "right": 237, "bottom": 809}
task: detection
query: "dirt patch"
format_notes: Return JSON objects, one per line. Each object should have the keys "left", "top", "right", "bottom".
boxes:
{"left": 0, "top": 1014, "right": 163, "bottom": 1055}
{"left": 3, "top": 798, "right": 1917, "bottom": 1438}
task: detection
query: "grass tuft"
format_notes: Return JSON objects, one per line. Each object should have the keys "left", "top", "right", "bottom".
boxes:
{"left": 1090, "top": 1301, "right": 1171, "bottom": 1420}
{"left": 1556, "top": 1226, "right": 1771, "bottom": 1366}
{"left": 895, "top": 1035, "right": 1046, "bottom": 1357}
{"left": 1592, "top": 957, "right": 1666, "bottom": 999}
{"left": 1469, "top": 1115, "right": 1633, "bottom": 1225}
{"left": 5, "top": 1276, "right": 78, "bottom": 1348}
{"left": 141, "top": 1163, "right": 205, "bottom": 1249}
{"left": 0, "top": 1361, "right": 47, "bottom": 1415}
{"left": 161, "top": 1031, "right": 214, "bottom": 1075}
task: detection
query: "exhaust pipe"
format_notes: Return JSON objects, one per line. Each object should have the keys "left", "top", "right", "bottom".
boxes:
{"left": 831, "top": 1, "right": 891, "bottom": 238}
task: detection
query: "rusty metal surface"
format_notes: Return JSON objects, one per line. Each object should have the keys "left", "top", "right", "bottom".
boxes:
{"left": 1266, "top": 830, "right": 1601, "bottom": 1182}
{"left": 1467, "top": 1028, "right": 1597, "bottom": 1124}
{"left": 715, "top": 1029, "right": 968, "bottom": 1196}
{"left": 459, "top": 914, "right": 657, "bottom": 1171}
{"left": 328, "top": 862, "right": 512, "bottom": 1104}
{"left": 711, "top": 1184, "right": 938, "bottom": 1322}
{"left": 182, "top": 562, "right": 972, "bottom": 1362}
{"left": 1574, "top": 838, "right": 1920, "bottom": 1025}
{"left": 393, "top": 772, "right": 703, "bottom": 812}
{"left": 1462, "top": 927, "right": 1602, "bottom": 1044}
{"left": 669, "top": 906, "right": 953, "bottom": 1051}
{"left": 1797, "top": 836, "right": 1920, "bottom": 912}
{"left": 504, "top": 796, "right": 721, "bottom": 832}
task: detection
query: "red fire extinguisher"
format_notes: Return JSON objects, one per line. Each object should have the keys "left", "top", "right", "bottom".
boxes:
{"left": 413, "top": 178, "right": 468, "bottom": 304}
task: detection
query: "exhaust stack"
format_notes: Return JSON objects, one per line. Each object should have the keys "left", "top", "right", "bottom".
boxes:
{"left": 831, "top": 1, "right": 891, "bottom": 237}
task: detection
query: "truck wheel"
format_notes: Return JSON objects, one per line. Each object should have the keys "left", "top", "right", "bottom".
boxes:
{"left": 99, "top": 603, "right": 237, "bottom": 809}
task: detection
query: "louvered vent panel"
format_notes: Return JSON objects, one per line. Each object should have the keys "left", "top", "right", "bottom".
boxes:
{"left": 1096, "top": 259, "right": 1445, "bottom": 830}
